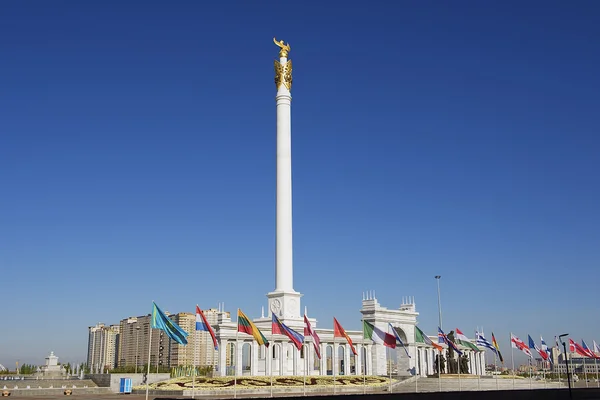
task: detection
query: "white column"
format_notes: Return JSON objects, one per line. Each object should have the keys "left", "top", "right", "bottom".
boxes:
{"left": 305, "top": 344, "right": 311, "bottom": 375}
{"left": 275, "top": 56, "right": 293, "bottom": 293}
{"left": 293, "top": 345, "right": 298, "bottom": 375}
{"left": 251, "top": 342, "right": 259, "bottom": 375}
{"left": 236, "top": 342, "right": 243, "bottom": 376}
{"left": 279, "top": 343, "right": 284, "bottom": 375}
{"left": 219, "top": 339, "right": 227, "bottom": 377}
{"left": 344, "top": 344, "right": 350, "bottom": 375}
{"left": 367, "top": 345, "right": 373, "bottom": 376}
{"left": 320, "top": 343, "right": 326, "bottom": 375}
{"left": 356, "top": 344, "right": 362, "bottom": 375}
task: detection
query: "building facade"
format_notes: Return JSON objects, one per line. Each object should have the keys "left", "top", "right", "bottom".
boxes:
{"left": 168, "top": 309, "right": 228, "bottom": 368}
{"left": 117, "top": 315, "right": 168, "bottom": 369}
{"left": 211, "top": 293, "right": 484, "bottom": 378}
{"left": 553, "top": 353, "right": 600, "bottom": 375}
{"left": 87, "top": 323, "right": 120, "bottom": 371}
{"left": 169, "top": 313, "right": 195, "bottom": 366}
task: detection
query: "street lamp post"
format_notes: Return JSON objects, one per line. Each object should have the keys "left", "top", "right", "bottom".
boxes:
{"left": 559, "top": 334, "right": 572, "bottom": 399}
{"left": 136, "top": 325, "right": 140, "bottom": 374}
{"left": 435, "top": 276, "right": 442, "bottom": 330}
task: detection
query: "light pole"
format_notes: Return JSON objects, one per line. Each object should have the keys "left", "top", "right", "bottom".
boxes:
{"left": 435, "top": 276, "right": 442, "bottom": 330}
{"left": 559, "top": 334, "right": 572, "bottom": 399}
{"left": 135, "top": 325, "right": 140, "bottom": 374}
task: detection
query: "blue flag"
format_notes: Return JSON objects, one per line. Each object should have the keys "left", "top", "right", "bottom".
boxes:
{"left": 438, "top": 327, "right": 463, "bottom": 355}
{"left": 152, "top": 302, "right": 189, "bottom": 345}
{"left": 475, "top": 331, "right": 498, "bottom": 355}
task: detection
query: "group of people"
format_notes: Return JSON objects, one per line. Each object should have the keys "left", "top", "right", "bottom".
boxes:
{"left": 433, "top": 331, "right": 470, "bottom": 375}
{"left": 433, "top": 352, "right": 470, "bottom": 374}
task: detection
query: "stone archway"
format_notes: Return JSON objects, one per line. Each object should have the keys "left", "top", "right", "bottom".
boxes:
{"left": 271, "top": 343, "right": 281, "bottom": 375}
{"left": 337, "top": 345, "right": 345, "bottom": 375}
{"left": 226, "top": 342, "right": 236, "bottom": 376}
{"left": 312, "top": 345, "right": 321, "bottom": 374}
{"left": 326, "top": 345, "right": 333, "bottom": 375}
{"left": 390, "top": 326, "right": 411, "bottom": 375}
{"left": 242, "top": 343, "right": 252, "bottom": 375}
{"left": 361, "top": 347, "right": 368, "bottom": 375}
{"left": 361, "top": 296, "right": 418, "bottom": 376}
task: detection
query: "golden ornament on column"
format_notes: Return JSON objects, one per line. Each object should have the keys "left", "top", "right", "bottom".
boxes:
{"left": 273, "top": 37, "right": 292, "bottom": 91}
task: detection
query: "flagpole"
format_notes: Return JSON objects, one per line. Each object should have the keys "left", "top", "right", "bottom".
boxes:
{"left": 437, "top": 349, "right": 442, "bottom": 392}
{"left": 457, "top": 346, "right": 462, "bottom": 392}
{"left": 333, "top": 338, "right": 336, "bottom": 395}
{"left": 568, "top": 348, "right": 572, "bottom": 386}
{"left": 556, "top": 342, "right": 562, "bottom": 386}
{"left": 270, "top": 332, "right": 274, "bottom": 398}
{"left": 510, "top": 333, "right": 515, "bottom": 390}
{"left": 192, "top": 327, "right": 197, "bottom": 399}
{"left": 145, "top": 321, "right": 153, "bottom": 400}
{"left": 584, "top": 354, "right": 589, "bottom": 388}
{"left": 388, "top": 344, "right": 392, "bottom": 393}
{"left": 234, "top": 312, "right": 238, "bottom": 400}
{"left": 542, "top": 357, "right": 546, "bottom": 389}
{"left": 494, "top": 351, "right": 499, "bottom": 390}
{"left": 360, "top": 350, "right": 367, "bottom": 394}
{"left": 360, "top": 320, "right": 365, "bottom": 395}
{"left": 594, "top": 357, "right": 598, "bottom": 388}
{"left": 361, "top": 338, "right": 366, "bottom": 395}
{"left": 387, "top": 324, "right": 392, "bottom": 393}
{"left": 303, "top": 344, "right": 306, "bottom": 396}
{"left": 528, "top": 357, "right": 532, "bottom": 389}
{"left": 414, "top": 347, "right": 418, "bottom": 393}
{"left": 476, "top": 350, "right": 481, "bottom": 391}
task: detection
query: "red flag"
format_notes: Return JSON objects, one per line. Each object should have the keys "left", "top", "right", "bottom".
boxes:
{"left": 570, "top": 339, "right": 595, "bottom": 358}
{"left": 304, "top": 314, "right": 321, "bottom": 359}
{"left": 333, "top": 318, "right": 357, "bottom": 355}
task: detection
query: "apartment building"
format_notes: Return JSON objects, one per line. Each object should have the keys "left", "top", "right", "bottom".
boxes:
{"left": 169, "top": 308, "right": 225, "bottom": 368}
{"left": 90, "top": 308, "right": 230, "bottom": 369}
{"left": 117, "top": 315, "right": 170, "bottom": 369}
{"left": 87, "top": 323, "right": 120, "bottom": 370}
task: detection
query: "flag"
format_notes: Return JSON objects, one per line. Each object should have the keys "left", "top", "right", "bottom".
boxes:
{"left": 389, "top": 323, "right": 411, "bottom": 358}
{"left": 439, "top": 328, "right": 463, "bottom": 355}
{"left": 511, "top": 333, "right": 532, "bottom": 357}
{"left": 237, "top": 309, "right": 269, "bottom": 347}
{"left": 196, "top": 305, "right": 218, "bottom": 350}
{"left": 581, "top": 340, "right": 598, "bottom": 359}
{"left": 363, "top": 321, "right": 395, "bottom": 348}
{"left": 554, "top": 336, "right": 562, "bottom": 360}
{"left": 528, "top": 335, "right": 548, "bottom": 360}
{"left": 415, "top": 326, "right": 443, "bottom": 351}
{"left": 568, "top": 339, "right": 591, "bottom": 357}
{"left": 272, "top": 314, "right": 304, "bottom": 351}
{"left": 492, "top": 333, "right": 504, "bottom": 363}
{"left": 304, "top": 315, "right": 321, "bottom": 359}
{"left": 540, "top": 336, "right": 552, "bottom": 363}
{"left": 475, "top": 331, "right": 498, "bottom": 355}
{"left": 456, "top": 328, "right": 480, "bottom": 352}
{"left": 594, "top": 340, "right": 600, "bottom": 355}
{"left": 151, "top": 302, "right": 189, "bottom": 345}
{"left": 333, "top": 318, "right": 357, "bottom": 355}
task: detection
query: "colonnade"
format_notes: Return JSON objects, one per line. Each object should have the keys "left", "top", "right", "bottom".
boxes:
{"left": 217, "top": 338, "right": 375, "bottom": 377}
{"left": 216, "top": 337, "right": 485, "bottom": 377}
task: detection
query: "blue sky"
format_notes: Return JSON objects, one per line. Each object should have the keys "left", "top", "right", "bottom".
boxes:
{"left": 1, "top": 0, "right": 599, "bottom": 368}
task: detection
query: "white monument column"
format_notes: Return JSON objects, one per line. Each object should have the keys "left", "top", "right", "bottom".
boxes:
{"left": 267, "top": 38, "right": 302, "bottom": 323}
{"left": 275, "top": 45, "right": 293, "bottom": 294}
